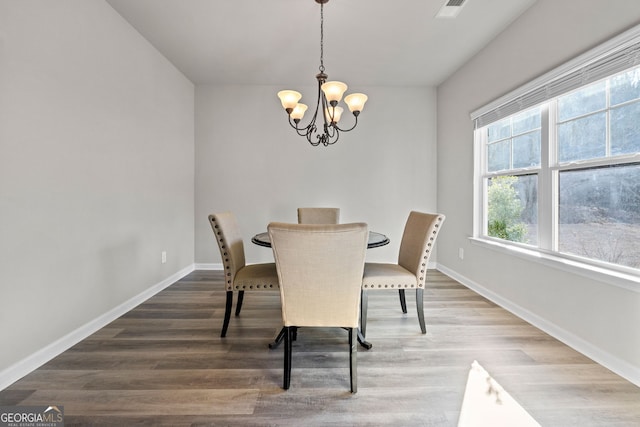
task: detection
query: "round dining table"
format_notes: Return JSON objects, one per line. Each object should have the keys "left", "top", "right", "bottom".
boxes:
{"left": 251, "top": 230, "right": 390, "bottom": 249}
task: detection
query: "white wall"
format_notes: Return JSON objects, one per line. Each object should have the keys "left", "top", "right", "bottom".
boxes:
{"left": 0, "top": 0, "right": 194, "bottom": 380}
{"left": 437, "top": 0, "right": 640, "bottom": 385}
{"left": 195, "top": 84, "right": 438, "bottom": 266}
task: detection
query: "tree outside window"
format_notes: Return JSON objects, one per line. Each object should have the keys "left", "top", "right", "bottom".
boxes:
{"left": 487, "top": 176, "right": 529, "bottom": 243}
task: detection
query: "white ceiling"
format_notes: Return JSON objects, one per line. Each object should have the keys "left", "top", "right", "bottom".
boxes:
{"left": 106, "top": 0, "right": 538, "bottom": 87}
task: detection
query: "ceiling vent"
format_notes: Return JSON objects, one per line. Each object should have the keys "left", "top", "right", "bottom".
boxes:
{"left": 436, "top": 0, "right": 467, "bottom": 18}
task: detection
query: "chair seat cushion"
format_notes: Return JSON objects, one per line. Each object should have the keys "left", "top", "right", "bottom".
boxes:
{"left": 362, "top": 263, "right": 418, "bottom": 289}
{"left": 234, "top": 263, "right": 280, "bottom": 290}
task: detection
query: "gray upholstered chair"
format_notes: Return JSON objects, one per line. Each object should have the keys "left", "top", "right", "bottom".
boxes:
{"left": 268, "top": 222, "right": 368, "bottom": 393}
{"left": 209, "top": 212, "right": 279, "bottom": 337}
{"left": 297, "top": 207, "right": 340, "bottom": 224}
{"left": 361, "top": 211, "right": 445, "bottom": 337}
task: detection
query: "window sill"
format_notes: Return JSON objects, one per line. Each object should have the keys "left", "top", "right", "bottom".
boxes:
{"left": 469, "top": 237, "right": 640, "bottom": 293}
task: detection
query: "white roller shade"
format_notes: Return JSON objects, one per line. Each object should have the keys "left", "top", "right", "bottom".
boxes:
{"left": 471, "top": 24, "right": 640, "bottom": 129}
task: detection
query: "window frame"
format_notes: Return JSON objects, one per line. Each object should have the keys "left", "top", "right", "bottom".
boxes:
{"left": 475, "top": 107, "right": 545, "bottom": 251}
{"left": 473, "top": 76, "right": 640, "bottom": 288}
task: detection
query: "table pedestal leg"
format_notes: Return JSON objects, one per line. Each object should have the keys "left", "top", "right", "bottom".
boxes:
{"left": 268, "top": 327, "right": 286, "bottom": 349}
{"left": 357, "top": 329, "right": 372, "bottom": 350}
{"left": 268, "top": 327, "right": 372, "bottom": 350}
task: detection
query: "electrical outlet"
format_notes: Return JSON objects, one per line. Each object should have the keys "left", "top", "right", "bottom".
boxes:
{"left": 161, "top": 251, "right": 167, "bottom": 264}
{"left": 458, "top": 248, "right": 464, "bottom": 260}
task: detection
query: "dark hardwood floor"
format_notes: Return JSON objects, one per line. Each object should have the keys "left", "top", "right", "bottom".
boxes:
{"left": 1, "top": 270, "right": 639, "bottom": 426}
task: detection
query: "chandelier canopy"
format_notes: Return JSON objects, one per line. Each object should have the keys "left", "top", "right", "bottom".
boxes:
{"left": 277, "top": 0, "right": 367, "bottom": 147}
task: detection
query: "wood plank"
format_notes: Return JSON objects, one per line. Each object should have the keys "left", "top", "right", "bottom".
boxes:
{"left": 22, "top": 389, "right": 259, "bottom": 416}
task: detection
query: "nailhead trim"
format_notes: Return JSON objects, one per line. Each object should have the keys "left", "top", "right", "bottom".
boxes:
{"left": 234, "top": 283, "right": 277, "bottom": 290}
{"left": 365, "top": 214, "right": 444, "bottom": 291}
{"left": 363, "top": 283, "right": 418, "bottom": 289}
{"left": 212, "top": 216, "right": 235, "bottom": 291}
{"left": 212, "top": 214, "right": 280, "bottom": 292}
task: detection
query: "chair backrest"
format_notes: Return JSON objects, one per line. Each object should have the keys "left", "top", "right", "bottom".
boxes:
{"left": 268, "top": 222, "right": 368, "bottom": 328}
{"left": 397, "top": 211, "right": 446, "bottom": 289}
{"left": 209, "top": 212, "right": 246, "bottom": 291}
{"left": 297, "top": 207, "right": 340, "bottom": 224}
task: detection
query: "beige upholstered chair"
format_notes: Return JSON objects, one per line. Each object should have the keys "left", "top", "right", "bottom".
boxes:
{"left": 297, "top": 207, "right": 340, "bottom": 224}
{"left": 361, "top": 211, "right": 445, "bottom": 337}
{"left": 268, "top": 222, "right": 368, "bottom": 393}
{"left": 209, "top": 212, "right": 279, "bottom": 337}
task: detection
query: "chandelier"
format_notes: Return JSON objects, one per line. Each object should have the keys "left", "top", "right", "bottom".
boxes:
{"left": 277, "top": 0, "right": 367, "bottom": 147}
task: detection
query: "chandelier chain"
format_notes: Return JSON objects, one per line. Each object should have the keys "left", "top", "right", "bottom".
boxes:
{"left": 319, "top": 2, "right": 325, "bottom": 73}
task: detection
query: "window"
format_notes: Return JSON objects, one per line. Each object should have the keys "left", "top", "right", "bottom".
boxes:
{"left": 484, "top": 109, "right": 541, "bottom": 246}
{"left": 472, "top": 27, "right": 640, "bottom": 276}
{"left": 558, "top": 163, "right": 640, "bottom": 268}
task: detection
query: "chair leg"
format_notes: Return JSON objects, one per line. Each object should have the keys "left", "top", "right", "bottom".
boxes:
{"left": 221, "top": 291, "right": 233, "bottom": 337}
{"left": 399, "top": 289, "right": 407, "bottom": 313}
{"left": 360, "top": 290, "right": 368, "bottom": 338}
{"left": 235, "top": 290, "right": 245, "bottom": 316}
{"left": 283, "top": 326, "right": 292, "bottom": 390}
{"left": 416, "top": 288, "right": 426, "bottom": 334}
{"left": 349, "top": 328, "right": 358, "bottom": 393}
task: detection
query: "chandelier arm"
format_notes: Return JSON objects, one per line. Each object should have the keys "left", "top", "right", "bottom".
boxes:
{"left": 326, "top": 129, "right": 339, "bottom": 146}
{"left": 286, "top": 115, "right": 300, "bottom": 131}
{"left": 325, "top": 122, "right": 338, "bottom": 139}
{"left": 334, "top": 114, "right": 359, "bottom": 132}
{"left": 307, "top": 130, "right": 321, "bottom": 146}
{"left": 315, "top": 77, "right": 326, "bottom": 125}
{"left": 320, "top": 90, "right": 332, "bottom": 130}
{"left": 306, "top": 115, "right": 320, "bottom": 139}
{"left": 288, "top": 109, "right": 323, "bottom": 142}
{"left": 294, "top": 76, "right": 325, "bottom": 144}
{"left": 287, "top": 114, "right": 310, "bottom": 135}
{"left": 305, "top": 125, "right": 318, "bottom": 139}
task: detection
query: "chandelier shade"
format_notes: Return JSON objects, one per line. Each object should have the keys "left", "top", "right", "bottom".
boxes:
{"left": 344, "top": 93, "right": 368, "bottom": 114}
{"left": 290, "top": 103, "right": 308, "bottom": 121}
{"left": 321, "top": 81, "right": 348, "bottom": 104}
{"left": 277, "top": 90, "right": 302, "bottom": 112}
{"left": 276, "top": 0, "right": 367, "bottom": 147}
{"left": 324, "top": 106, "right": 343, "bottom": 124}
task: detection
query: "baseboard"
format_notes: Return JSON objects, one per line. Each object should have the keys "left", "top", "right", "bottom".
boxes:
{"left": 436, "top": 263, "right": 640, "bottom": 388}
{"left": 0, "top": 264, "right": 195, "bottom": 390}
{"left": 194, "top": 263, "right": 222, "bottom": 270}
{"left": 195, "top": 263, "right": 434, "bottom": 271}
